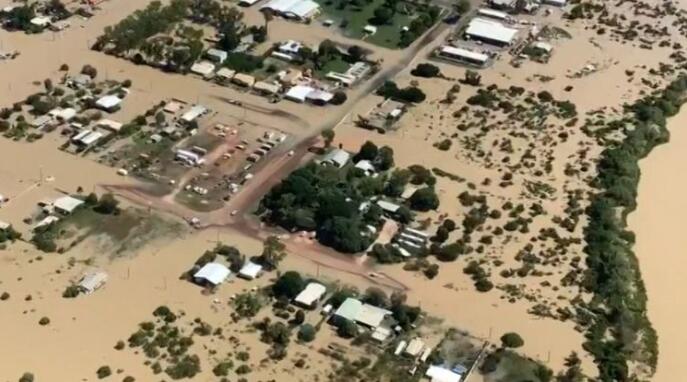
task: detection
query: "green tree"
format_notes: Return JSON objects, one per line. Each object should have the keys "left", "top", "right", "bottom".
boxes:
{"left": 272, "top": 271, "right": 304, "bottom": 299}
{"left": 337, "top": 319, "right": 358, "bottom": 338}
{"left": 259, "top": 236, "right": 286, "bottom": 270}
{"left": 454, "top": 0, "right": 471, "bottom": 14}
{"left": 356, "top": 141, "right": 378, "bottom": 161}
{"left": 298, "top": 323, "right": 316, "bottom": 342}
{"left": 409, "top": 187, "right": 440, "bottom": 211}
{"left": 500, "top": 332, "right": 524, "bottom": 348}
{"left": 321, "top": 129, "right": 335, "bottom": 147}
{"left": 94, "top": 193, "right": 119, "bottom": 214}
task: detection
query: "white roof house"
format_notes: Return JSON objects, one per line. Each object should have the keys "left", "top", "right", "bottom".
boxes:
{"left": 253, "top": 81, "right": 282, "bottom": 95}
{"left": 216, "top": 67, "right": 236, "bottom": 81}
{"left": 306, "top": 89, "right": 334, "bottom": 105}
{"left": 238, "top": 261, "right": 263, "bottom": 280}
{"left": 438, "top": 46, "right": 489, "bottom": 65}
{"left": 181, "top": 105, "right": 208, "bottom": 123}
{"left": 95, "top": 95, "right": 123, "bottom": 111}
{"left": 425, "top": 366, "right": 462, "bottom": 382}
{"left": 285, "top": 85, "right": 315, "bottom": 103}
{"left": 294, "top": 282, "right": 327, "bottom": 308}
{"left": 78, "top": 271, "right": 108, "bottom": 294}
{"left": 206, "top": 48, "right": 228, "bottom": 64}
{"left": 190, "top": 61, "right": 216, "bottom": 78}
{"left": 333, "top": 298, "right": 392, "bottom": 328}
{"left": 49, "top": 107, "right": 77, "bottom": 121}
{"left": 320, "top": 149, "right": 351, "bottom": 168}
{"left": 465, "top": 18, "right": 519, "bottom": 46}
{"left": 193, "top": 262, "right": 231, "bottom": 286}
{"left": 33, "top": 215, "right": 60, "bottom": 230}
{"left": 261, "top": 0, "right": 320, "bottom": 20}
{"left": 54, "top": 196, "right": 84, "bottom": 215}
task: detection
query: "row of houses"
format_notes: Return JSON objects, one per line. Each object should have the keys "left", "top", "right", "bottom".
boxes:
{"left": 193, "top": 261, "right": 265, "bottom": 286}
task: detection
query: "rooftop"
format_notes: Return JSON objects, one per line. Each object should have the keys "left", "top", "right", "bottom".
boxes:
{"left": 194, "top": 262, "right": 231, "bottom": 285}
{"left": 294, "top": 282, "right": 327, "bottom": 306}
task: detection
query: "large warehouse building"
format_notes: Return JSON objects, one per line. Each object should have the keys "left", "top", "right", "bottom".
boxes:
{"left": 465, "top": 18, "right": 519, "bottom": 46}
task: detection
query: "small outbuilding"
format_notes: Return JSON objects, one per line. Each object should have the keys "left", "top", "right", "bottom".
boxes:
{"left": 238, "top": 261, "right": 264, "bottom": 280}
{"left": 206, "top": 48, "right": 228, "bottom": 64}
{"left": 193, "top": 262, "right": 231, "bottom": 286}
{"left": 95, "top": 95, "right": 123, "bottom": 112}
{"left": 78, "top": 271, "right": 108, "bottom": 294}
{"left": 425, "top": 365, "right": 462, "bottom": 382}
{"left": 232, "top": 73, "right": 256, "bottom": 87}
{"left": 294, "top": 282, "right": 327, "bottom": 309}
{"left": 190, "top": 61, "right": 216, "bottom": 79}
{"left": 319, "top": 148, "right": 351, "bottom": 168}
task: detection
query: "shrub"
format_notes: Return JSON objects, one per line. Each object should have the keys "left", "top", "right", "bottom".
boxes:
{"left": 411, "top": 63, "right": 441, "bottom": 78}
{"left": 500, "top": 332, "right": 524, "bottom": 348}
{"left": 330, "top": 91, "right": 347, "bottom": 105}
{"left": 96, "top": 366, "right": 111, "bottom": 379}
{"left": 19, "top": 373, "right": 34, "bottom": 382}
{"left": 298, "top": 324, "right": 316, "bottom": 342}
{"left": 38, "top": 317, "right": 50, "bottom": 326}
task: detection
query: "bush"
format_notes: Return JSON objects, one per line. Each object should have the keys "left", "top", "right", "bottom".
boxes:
{"left": 500, "top": 332, "right": 524, "bottom": 348}
{"left": 330, "top": 91, "right": 347, "bottom": 105}
{"left": 18, "top": 373, "right": 34, "bottom": 382}
{"left": 298, "top": 324, "right": 316, "bottom": 342}
{"left": 411, "top": 63, "right": 441, "bottom": 78}
{"left": 62, "top": 285, "right": 80, "bottom": 298}
{"left": 337, "top": 319, "right": 358, "bottom": 338}
{"left": 38, "top": 317, "right": 50, "bottom": 326}
{"left": 96, "top": 366, "right": 111, "bottom": 379}
{"left": 409, "top": 187, "right": 440, "bottom": 211}
{"left": 272, "top": 271, "right": 304, "bottom": 299}
{"left": 224, "top": 53, "right": 263, "bottom": 73}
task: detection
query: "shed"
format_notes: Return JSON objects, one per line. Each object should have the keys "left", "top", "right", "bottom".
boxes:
{"left": 294, "top": 282, "right": 327, "bottom": 308}
{"left": 163, "top": 100, "right": 185, "bottom": 114}
{"left": 401, "top": 185, "right": 418, "bottom": 200}
{"left": 404, "top": 338, "right": 425, "bottom": 357}
{"left": 95, "top": 95, "right": 123, "bottom": 112}
{"left": 30, "top": 16, "right": 51, "bottom": 28}
{"left": 253, "top": 81, "right": 282, "bottom": 95}
{"left": 238, "top": 261, "right": 263, "bottom": 280}
{"left": 306, "top": 89, "right": 334, "bottom": 105}
{"left": 206, "top": 48, "right": 228, "bottom": 64}
{"left": 543, "top": 0, "right": 567, "bottom": 6}
{"left": 54, "top": 195, "right": 84, "bottom": 215}
{"left": 363, "top": 25, "right": 377, "bottom": 35}
{"left": 31, "top": 115, "right": 53, "bottom": 128}
{"left": 78, "top": 271, "right": 108, "bottom": 294}
{"left": 193, "top": 262, "right": 231, "bottom": 286}
{"left": 67, "top": 74, "right": 92, "bottom": 88}
{"left": 0, "top": 220, "right": 10, "bottom": 231}
{"left": 190, "top": 61, "right": 216, "bottom": 78}
{"left": 49, "top": 107, "right": 77, "bottom": 122}
{"left": 34, "top": 216, "right": 60, "bottom": 230}
{"left": 232, "top": 73, "right": 256, "bottom": 87}
{"left": 371, "top": 326, "right": 392, "bottom": 342}
{"left": 216, "top": 68, "right": 236, "bottom": 82}
{"left": 239, "top": 0, "right": 262, "bottom": 5}
{"left": 437, "top": 46, "right": 489, "bottom": 66}
{"left": 96, "top": 119, "right": 123, "bottom": 132}
{"left": 376, "top": 200, "right": 401, "bottom": 214}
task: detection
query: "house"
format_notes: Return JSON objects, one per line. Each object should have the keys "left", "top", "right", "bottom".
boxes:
{"left": 272, "top": 40, "right": 303, "bottom": 61}
{"left": 465, "top": 18, "right": 519, "bottom": 46}
{"left": 332, "top": 298, "right": 392, "bottom": 329}
{"left": 175, "top": 149, "right": 205, "bottom": 166}
{"left": 532, "top": 41, "right": 553, "bottom": 54}
{"left": 437, "top": 46, "right": 489, "bottom": 66}
{"left": 193, "top": 262, "right": 231, "bottom": 286}
{"left": 261, "top": 0, "right": 320, "bottom": 21}
{"left": 238, "top": 261, "right": 263, "bottom": 280}
{"left": 354, "top": 160, "right": 376, "bottom": 176}
{"left": 319, "top": 149, "right": 351, "bottom": 168}
{"left": 95, "top": 95, "right": 123, "bottom": 112}
{"left": 78, "top": 271, "right": 108, "bottom": 294}
{"left": 49, "top": 107, "right": 77, "bottom": 122}
{"left": 425, "top": 366, "right": 462, "bottom": 382}
{"left": 232, "top": 73, "right": 256, "bottom": 87}
{"left": 359, "top": 99, "right": 407, "bottom": 132}
{"left": 71, "top": 130, "right": 104, "bottom": 147}
{"left": 180, "top": 105, "right": 208, "bottom": 124}
{"left": 53, "top": 195, "right": 84, "bottom": 215}
{"left": 294, "top": 282, "right": 327, "bottom": 309}
{"left": 371, "top": 326, "right": 393, "bottom": 342}
{"left": 190, "top": 61, "right": 216, "bottom": 79}
{"left": 206, "top": 48, "right": 228, "bottom": 64}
